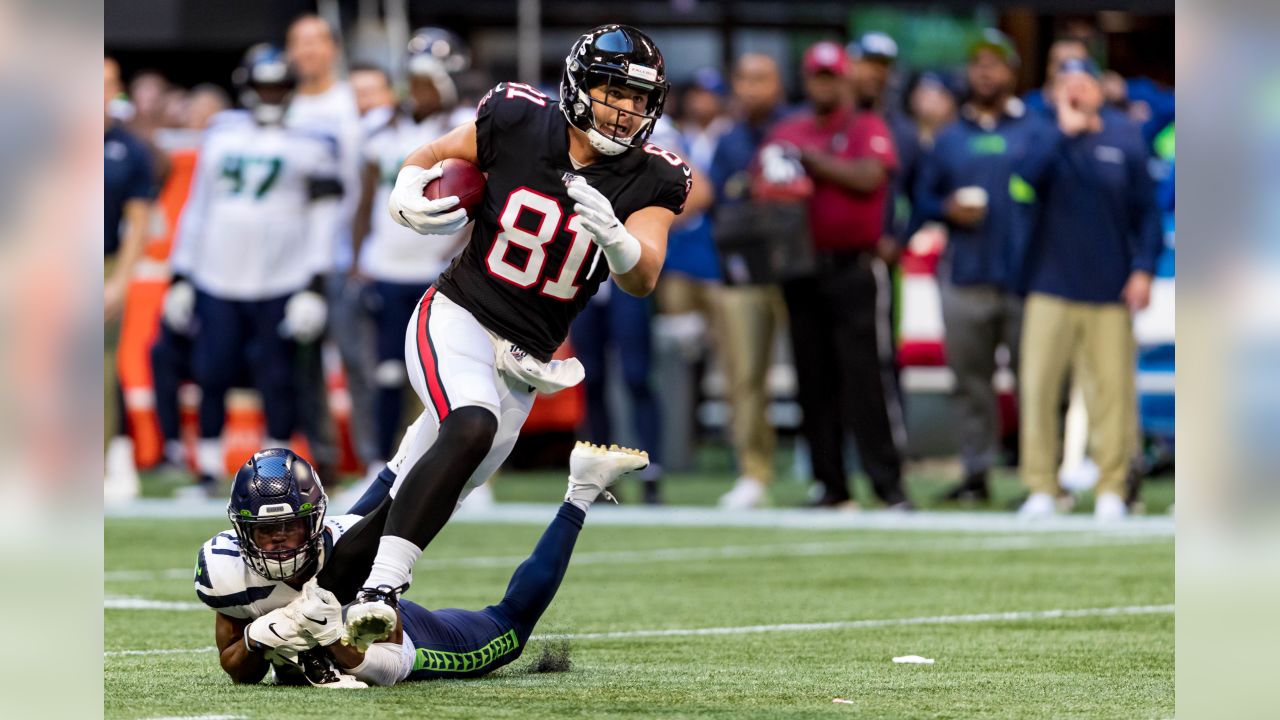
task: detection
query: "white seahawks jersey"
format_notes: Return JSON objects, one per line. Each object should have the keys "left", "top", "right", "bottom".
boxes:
{"left": 358, "top": 107, "right": 475, "bottom": 283}
{"left": 193, "top": 513, "right": 361, "bottom": 620}
{"left": 170, "top": 111, "right": 342, "bottom": 300}
{"left": 288, "top": 83, "right": 362, "bottom": 272}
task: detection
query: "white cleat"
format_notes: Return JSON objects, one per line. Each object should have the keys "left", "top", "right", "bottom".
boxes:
{"left": 567, "top": 441, "right": 650, "bottom": 505}
{"left": 1093, "top": 492, "right": 1129, "bottom": 523}
{"left": 718, "top": 476, "right": 767, "bottom": 510}
{"left": 1017, "top": 492, "right": 1058, "bottom": 521}
{"left": 341, "top": 585, "right": 402, "bottom": 652}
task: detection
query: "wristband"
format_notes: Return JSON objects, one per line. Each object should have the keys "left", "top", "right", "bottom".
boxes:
{"left": 599, "top": 229, "right": 642, "bottom": 275}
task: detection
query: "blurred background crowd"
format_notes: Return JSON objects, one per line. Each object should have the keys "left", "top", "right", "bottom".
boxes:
{"left": 103, "top": 1, "right": 1174, "bottom": 519}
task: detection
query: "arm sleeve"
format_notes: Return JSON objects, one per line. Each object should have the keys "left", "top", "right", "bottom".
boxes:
{"left": 474, "top": 83, "right": 544, "bottom": 171}
{"left": 1126, "top": 137, "right": 1164, "bottom": 275}
{"left": 126, "top": 141, "right": 157, "bottom": 201}
{"left": 911, "top": 139, "right": 949, "bottom": 226}
{"left": 348, "top": 635, "right": 415, "bottom": 686}
{"left": 853, "top": 114, "right": 899, "bottom": 173}
{"left": 1015, "top": 120, "right": 1068, "bottom": 191}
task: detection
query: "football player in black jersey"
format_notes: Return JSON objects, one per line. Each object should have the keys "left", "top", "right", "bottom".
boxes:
{"left": 341, "top": 25, "right": 692, "bottom": 644}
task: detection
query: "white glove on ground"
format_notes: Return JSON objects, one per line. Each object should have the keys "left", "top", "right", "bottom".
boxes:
{"left": 289, "top": 579, "right": 345, "bottom": 647}
{"left": 566, "top": 177, "right": 641, "bottom": 274}
{"left": 281, "top": 290, "right": 327, "bottom": 343}
{"left": 388, "top": 165, "right": 469, "bottom": 235}
{"left": 246, "top": 607, "right": 315, "bottom": 666}
{"left": 760, "top": 143, "right": 804, "bottom": 185}
{"left": 161, "top": 280, "right": 196, "bottom": 333}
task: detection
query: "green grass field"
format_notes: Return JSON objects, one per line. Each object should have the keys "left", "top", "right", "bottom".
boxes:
{"left": 106, "top": 470, "right": 1174, "bottom": 720}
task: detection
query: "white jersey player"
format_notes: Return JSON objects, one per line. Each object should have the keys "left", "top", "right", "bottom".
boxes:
{"left": 352, "top": 28, "right": 477, "bottom": 466}
{"left": 160, "top": 45, "right": 343, "bottom": 493}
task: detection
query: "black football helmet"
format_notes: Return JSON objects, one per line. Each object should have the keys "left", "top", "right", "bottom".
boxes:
{"left": 561, "top": 24, "right": 668, "bottom": 156}
{"left": 406, "top": 27, "right": 471, "bottom": 108}
{"left": 232, "top": 43, "right": 295, "bottom": 125}
{"left": 227, "top": 448, "right": 328, "bottom": 582}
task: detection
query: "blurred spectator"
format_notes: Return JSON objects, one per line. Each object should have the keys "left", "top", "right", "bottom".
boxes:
{"left": 350, "top": 63, "right": 396, "bottom": 118}
{"left": 164, "top": 45, "right": 343, "bottom": 494}
{"left": 847, "top": 32, "right": 917, "bottom": 263}
{"left": 708, "top": 54, "right": 790, "bottom": 509}
{"left": 148, "top": 84, "right": 229, "bottom": 471}
{"left": 351, "top": 29, "right": 474, "bottom": 479}
{"left": 763, "top": 41, "right": 908, "bottom": 509}
{"left": 104, "top": 56, "right": 156, "bottom": 502}
{"left": 186, "top": 84, "right": 232, "bottom": 130}
{"left": 654, "top": 71, "right": 725, "bottom": 352}
{"left": 913, "top": 29, "right": 1041, "bottom": 503}
{"left": 1014, "top": 59, "right": 1162, "bottom": 521}
{"left": 905, "top": 71, "right": 958, "bottom": 148}
{"left": 286, "top": 13, "right": 377, "bottom": 480}
{"left": 126, "top": 69, "right": 170, "bottom": 142}
{"left": 1023, "top": 37, "right": 1089, "bottom": 117}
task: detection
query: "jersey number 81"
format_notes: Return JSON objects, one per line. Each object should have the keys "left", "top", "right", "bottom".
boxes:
{"left": 484, "top": 187, "right": 596, "bottom": 301}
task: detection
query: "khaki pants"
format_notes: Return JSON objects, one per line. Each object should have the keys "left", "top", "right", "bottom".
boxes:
{"left": 715, "top": 283, "right": 786, "bottom": 484}
{"left": 1019, "top": 293, "right": 1137, "bottom": 497}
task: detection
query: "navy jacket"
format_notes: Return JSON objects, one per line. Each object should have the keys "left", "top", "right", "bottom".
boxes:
{"left": 1017, "top": 109, "right": 1163, "bottom": 304}
{"left": 709, "top": 107, "right": 789, "bottom": 206}
{"left": 913, "top": 101, "right": 1048, "bottom": 290}
{"left": 104, "top": 124, "right": 155, "bottom": 257}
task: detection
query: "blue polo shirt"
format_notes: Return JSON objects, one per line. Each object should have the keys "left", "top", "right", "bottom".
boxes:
{"left": 104, "top": 124, "right": 154, "bottom": 257}
{"left": 913, "top": 100, "right": 1049, "bottom": 290}
{"left": 1017, "top": 109, "right": 1163, "bottom": 303}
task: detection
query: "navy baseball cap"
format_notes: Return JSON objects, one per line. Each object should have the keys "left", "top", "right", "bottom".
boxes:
{"left": 1058, "top": 57, "right": 1102, "bottom": 79}
{"left": 847, "top": 32, "right": 898, "bottom": 63}
{"left": 968, "top": 28, "right": 1021, "bottom": 69}
{"left": 690, "top": 66, "right": 726, "bottom": 96}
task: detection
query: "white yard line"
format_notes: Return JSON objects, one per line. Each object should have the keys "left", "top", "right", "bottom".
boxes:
{"left": 533, "top": 605, "right": 1176, "bottom": 641}
{"left": 105, "top": 596, "right": 206, "bottom": 611}
{"left": 105, "top": 604, "right": 1173, "bottom": 658}
{"left": 107, "top": 500, "right": 1175, "bottom": 535}
{"left": 106, "top": 533, "right": 1166, "bottom": 583}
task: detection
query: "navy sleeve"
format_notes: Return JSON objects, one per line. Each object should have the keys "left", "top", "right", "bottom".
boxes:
{"left": 911, "top": 135, "right": 950, "bottom": 227}
{"left": 474, "top": 82, "right": 550, "bottom": 171}
{"left": 1015, "top": 121, "right": 1069, "bottom": 192}
{"left": 708, "top": 129, "right": 735, "bottom": 202}
{"left": 1126, "top": 134, "right": 1163, "bottom": 275}
{"left": 125, "top": 139, "right": 156, "bottom": 202}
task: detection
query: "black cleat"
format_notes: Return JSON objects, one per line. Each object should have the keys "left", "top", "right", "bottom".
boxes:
{"left": 341, "top": 583, "right": 406, "bottom": 651}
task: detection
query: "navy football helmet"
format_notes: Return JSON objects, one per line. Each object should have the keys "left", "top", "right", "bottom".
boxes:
{"left": 406, "top": 27, "right": 471, "bottom": 108}
{"left": 232, "top": 44, "right": 295, "bottom": 125}
{"left": 227, "top": 448, "right": 328, "bottom": 582}
{"left": 561, "top": 25, "right": 668, "bottom": 155}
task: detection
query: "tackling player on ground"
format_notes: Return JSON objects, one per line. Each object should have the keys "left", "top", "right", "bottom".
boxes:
{"left": 196, "top": 444, "right": 648, "bottom": 687}
{"left": 342, "top": 24, "right": 692, "bottom": 639}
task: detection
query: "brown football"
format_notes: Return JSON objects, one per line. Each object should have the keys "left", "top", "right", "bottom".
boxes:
{"left": 423, "top": 158, "right": 486, "bottom": 221}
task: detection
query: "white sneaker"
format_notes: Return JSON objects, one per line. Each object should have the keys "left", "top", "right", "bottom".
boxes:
{"left": 1094, "top": 492, "right": 1128, "bottom": 523}
{"left": 566, "top": 441, "right": 650, "bottom": 505}
{"left": 103, "top": 436, "right": 140, "bottom": 504}
{"left": 458, "top": 481, "right": 495, "bottom": 512}
{"left": 1017, "top": 492, "right": 1057, "bottom": 520}
{"left": 718, "top": 477, "right": 767, "bottom": 510}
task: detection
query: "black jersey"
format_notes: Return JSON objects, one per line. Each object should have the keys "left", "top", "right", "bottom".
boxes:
{"left": 435, "top": 82, "right": 691, "bottom": 362}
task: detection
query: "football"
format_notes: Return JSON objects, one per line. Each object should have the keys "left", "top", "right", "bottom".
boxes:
{"left": 424, "top": 158, "right": 486, "bottom": 221}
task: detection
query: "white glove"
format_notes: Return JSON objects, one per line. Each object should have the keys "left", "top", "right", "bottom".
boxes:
{"left": 566, "top": 177, "right": 641, "bottom": 274}
{"left": 760, "top": 143, "right": 804, "bottom": 185}
{"left": 289, "top": 579, "right": 345, "bottom": 647}
{"left": 388, "top": 165, "right": 470, "bottom": 235}
{"left": 161, "top": 280, "right": 196, "bottom": 334}
{"left": 280, "top": 290, "right": 327, "bottom": 343}
{"left": 246, "top": 607, "right": 315, "bottom": 666}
